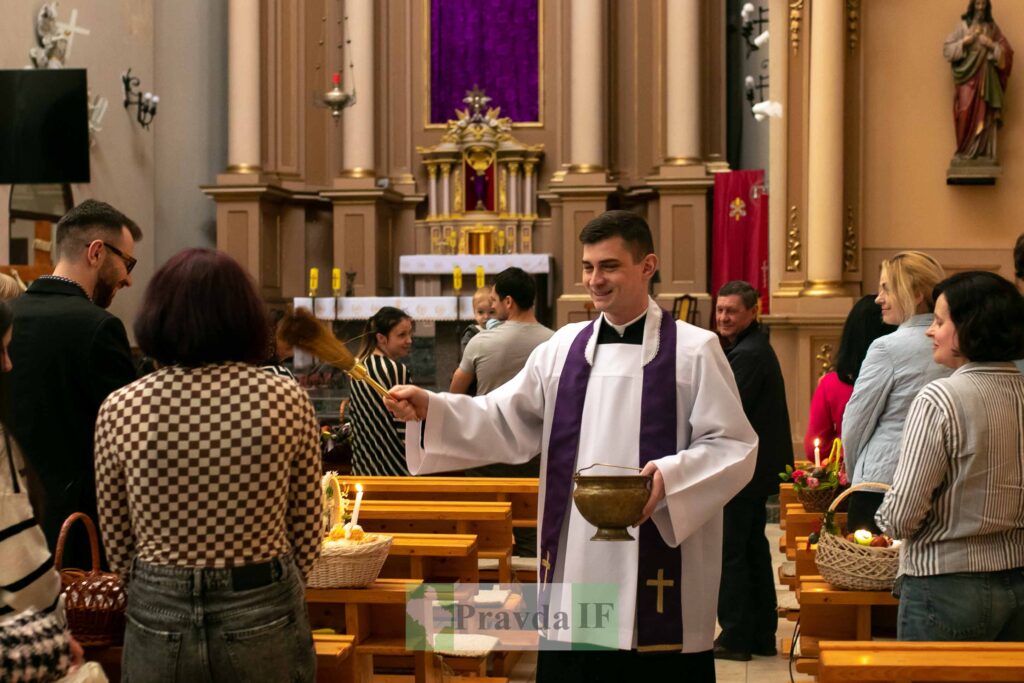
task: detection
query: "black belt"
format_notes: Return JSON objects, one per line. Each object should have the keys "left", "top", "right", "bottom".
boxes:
{"left": 230, "top": 557, "right": 286, "bottom": 591}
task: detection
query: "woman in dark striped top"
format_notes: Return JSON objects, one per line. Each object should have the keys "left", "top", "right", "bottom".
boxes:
{"left": 876, "top": 271, "right": 1024, "bottom": 641}
{"left": 349, "top": 307, "right": 414, "bottom": 476}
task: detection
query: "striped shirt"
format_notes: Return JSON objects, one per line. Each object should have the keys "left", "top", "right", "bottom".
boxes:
{"left": 350, "top": 354, "right": 411, "bottom": 476}
{"left": 876, "top": 363, "right": 1024, "bottom": 576}
{"left": 1, "top": 430, "right": 62, "bottom": 623}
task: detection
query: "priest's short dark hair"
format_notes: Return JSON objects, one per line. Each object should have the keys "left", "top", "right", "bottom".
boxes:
{"left": 135, "top": 248, "right": 270, "bottom": 367}
{"left": 579, "top": 210, "right": 654, "bottom": 263}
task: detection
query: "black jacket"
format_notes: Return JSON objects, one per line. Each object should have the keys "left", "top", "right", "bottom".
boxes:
{"left": 8, "top": 278, "right": 136, "bottom": 568}
{"left": 722, "top": 321, "right": 794, "bottom": 499}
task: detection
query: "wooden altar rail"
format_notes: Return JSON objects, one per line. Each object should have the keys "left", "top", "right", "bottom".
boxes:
{"left": 346, "top": 500, "right": 514, "bottom": 582}
{"left": 817, "top": 641, "right": 1024, "bottom": 683}
{"left": 335, "top": 476, "right": 538, "bottom": 529}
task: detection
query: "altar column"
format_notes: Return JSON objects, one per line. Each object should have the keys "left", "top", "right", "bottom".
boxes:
{"left": 665, "top": 0, "right": 701, "bottom": 165}
{"left": 341, "top": 0, "right": 375, "bottom": 177}
{"left": 227, "top": 0, "right": 260, "bottom": 173}
{"left": 802, "top": 0, "right": 846, "bottom": 296}
{"left": 568, "top": 0, "right": 605, "bottom": 171}
{"left": 427, "top": 163, "right": 438, "bottom": 218}
{"left": 644, "top": 0, "right": 717, "bottom": 322}
{"left": 551, "top": 0, "right": 616, "bottom": 325}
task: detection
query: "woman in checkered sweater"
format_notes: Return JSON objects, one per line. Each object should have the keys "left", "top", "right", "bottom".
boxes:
{"left": 95, "top": 249, "right": 322, "bottom": 682}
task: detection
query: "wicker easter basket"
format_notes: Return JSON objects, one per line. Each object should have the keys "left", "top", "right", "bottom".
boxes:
{"left": 815, "top": 483, "right": 900, "bottom": 591}
{"left": 796, "top": 485, "right": 837, "bottom": 513}
{"left": 306, "top": 476, "right": 392, "bottom": 589}
{"left": 55, "top": 512, "right": 127, "bottom": 647}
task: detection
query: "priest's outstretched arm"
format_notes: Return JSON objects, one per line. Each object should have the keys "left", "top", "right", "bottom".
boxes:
{"left": 386, "top": 352, "right": 548, "bottom": 475}
{"left": 647, "top": 335, "right": 759, "bottom": 546}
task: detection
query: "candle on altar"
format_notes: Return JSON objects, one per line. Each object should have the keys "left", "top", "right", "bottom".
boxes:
{"left": 813, "top": 438, "right": 821, "bottom": 468}
{"left": 351, "top": 483, "right": 364, "bottom": 528}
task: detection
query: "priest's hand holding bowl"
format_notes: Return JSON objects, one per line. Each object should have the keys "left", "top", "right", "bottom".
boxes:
{"left": 385, "top": 384, "right": 428, "bottom": 421}
{"left": 635, "top": 461, "right": 666, "bottom": 526}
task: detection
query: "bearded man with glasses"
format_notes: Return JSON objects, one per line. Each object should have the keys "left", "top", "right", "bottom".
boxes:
{"left": 8, "top": 199, "right": 142, "bottom": 569}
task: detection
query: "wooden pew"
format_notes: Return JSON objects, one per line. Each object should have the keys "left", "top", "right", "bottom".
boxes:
{"left": 382, "top": 532, "right": 480, "bottom": 583}
{"left": 349, "top": 500, "right": 514, "bottom": 582}
{"left": 336, "top": 476, "right": 538, "bottom": 530}
{"left": 817, "top": 641, "right": 1024, "bottom": 683}
{"left": 314, "top": 633, "right": 357, "bottom": 683}
{"left": 785, "top": 504, "right": 846, "bottom": 561}
{"left": 306, "top": 578, "right": 435, "bottom": 683}
{"left": 795, "top": 578, "right": 899, "bottom": 677}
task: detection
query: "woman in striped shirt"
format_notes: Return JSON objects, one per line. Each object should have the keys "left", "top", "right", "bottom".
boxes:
{"left": 876, "top": 271, "right": 1024, "bottom": 641}
{"left": 349, "top": 307, "right": 414, "bottom": 476}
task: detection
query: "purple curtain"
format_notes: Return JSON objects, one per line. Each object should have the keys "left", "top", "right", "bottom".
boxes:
{"left": 430, "top": 0, "right": 540, "bottom": 124}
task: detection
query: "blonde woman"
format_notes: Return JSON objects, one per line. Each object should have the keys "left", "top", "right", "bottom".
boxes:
{"left": 842, "top": 251, "right": 952, "bottom": 533}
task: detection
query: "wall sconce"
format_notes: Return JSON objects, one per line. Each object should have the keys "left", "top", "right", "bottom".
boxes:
{"left": 745, "top": 73, "right": 771, "bottom": 117}
{"left": 740, "top": 3, "right": 769, "bottom": 57}
{"left": 752, "top": 100, "right": 783, "bottom": 122}
{"left": 122, "top": 68, "right": 158, "bottom": 129}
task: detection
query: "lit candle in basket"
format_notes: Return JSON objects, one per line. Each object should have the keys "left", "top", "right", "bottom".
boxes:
{"left": 813, "top": 438, "right": 821, "bottom": 468}
{"left": 351, "top": 483, "right": 364, "bottom": 528}
{"left": 854, "top": 529, "right": 873, "bottom": 546}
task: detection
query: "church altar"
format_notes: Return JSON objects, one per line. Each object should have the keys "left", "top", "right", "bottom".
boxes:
{"left": 294, "top": 295, "right": 481, "bottom": 321}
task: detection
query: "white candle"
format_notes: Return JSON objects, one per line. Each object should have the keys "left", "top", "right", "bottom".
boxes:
{"left": 351, "top": 483, "right": 364, "bottom": 527}
{"left": 813, "top": 438, "right": 821, "bottom": 468}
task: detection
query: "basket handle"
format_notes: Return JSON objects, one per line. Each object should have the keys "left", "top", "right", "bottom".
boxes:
{"left": 828, "top": 481, "right": 891, "bottom": 513}
{"left": 54, "top": 512, "right": 102, "bottom": 573}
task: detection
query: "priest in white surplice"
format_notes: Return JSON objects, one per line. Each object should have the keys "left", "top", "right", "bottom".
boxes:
{"left": 386, "top": 211, "right": 757, "bottom": 682}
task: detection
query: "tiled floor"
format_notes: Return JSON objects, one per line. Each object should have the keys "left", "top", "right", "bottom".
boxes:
{"left": 506, "top": 523, "right": 802, "bottom": 683}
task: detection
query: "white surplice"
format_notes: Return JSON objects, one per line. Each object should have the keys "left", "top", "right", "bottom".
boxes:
{"left": 406, "top": 299, "right": 758, "bottom": 652}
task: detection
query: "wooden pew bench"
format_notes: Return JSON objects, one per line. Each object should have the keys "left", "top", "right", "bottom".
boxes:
{"left": 817, "top": 641, "right": 1024, "bottom": 683}
{"left": 794, "top": 578, "right": 899, "bottom": 678}
{"left": 335, "top": 476, "right": 538, "bottom": 531}
{"left": 314, "top": 633, "right": 357, "bottom": 682}
{"left": 382, "top": 532, "right": 480, "bottom": 583}
{"left": 348, "top": 500, "right": 514, "bottom": 582}
{"left": 785, "top": 504, "right": 846, "bottom": 561}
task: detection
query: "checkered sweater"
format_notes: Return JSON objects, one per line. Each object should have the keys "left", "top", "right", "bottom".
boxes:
{"left": 95, "top": 363, "right": 322, "bottom": 579}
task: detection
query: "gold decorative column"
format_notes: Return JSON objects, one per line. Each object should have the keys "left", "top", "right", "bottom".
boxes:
{"left": 427, "top": 163, "right": 438, "bottom": 218}
{"left": 803, "top": 0, "right": 845, "bottom": 296}
{"left": 440, "top": 163, "right": 451, "bottom": 218}
{"left": 226, "top": 0, "right": 261, "bottom": 173}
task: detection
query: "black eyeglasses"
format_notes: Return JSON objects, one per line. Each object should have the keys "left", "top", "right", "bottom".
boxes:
{"left": 102, "top": 242, "right": 137, "bottom": 274}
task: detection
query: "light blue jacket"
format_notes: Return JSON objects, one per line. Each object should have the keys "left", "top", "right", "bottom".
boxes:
{"left": 842, "top": 314, "right": 953, "bottom": 487}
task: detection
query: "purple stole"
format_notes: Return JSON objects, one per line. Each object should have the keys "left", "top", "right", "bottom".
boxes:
{"left": 541, "top": 309, "right": 684, "bottom": 651}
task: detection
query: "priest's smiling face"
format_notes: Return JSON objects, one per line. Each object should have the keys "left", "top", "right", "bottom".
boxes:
{"left": 582, "top": 236, "right": 657, "bottom": 325}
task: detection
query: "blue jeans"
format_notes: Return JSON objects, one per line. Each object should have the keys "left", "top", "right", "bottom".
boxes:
{"left": 121, "top": 557, "right": 315, "bottom": 682}
{"left": 898, "top": 568, "right": 1024, "bottom": 641}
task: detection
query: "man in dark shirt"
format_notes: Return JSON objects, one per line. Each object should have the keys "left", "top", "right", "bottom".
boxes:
{"left": 713, "top": 280, "right": 793, "bottom": 661}
{"left": 9, "top": 199, "right": 141, "bottom": 569}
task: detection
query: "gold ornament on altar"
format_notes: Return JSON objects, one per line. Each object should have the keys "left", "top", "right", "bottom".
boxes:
{"left": 465, "top": 225, "right": 496, "bottom": 255}
{"left": 572, "top": 464, "right": 653, "bottom": 542}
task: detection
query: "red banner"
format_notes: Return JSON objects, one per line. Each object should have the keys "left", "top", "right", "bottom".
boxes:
{"left": 711, "top": 170, "right": 769, "bottom": 314}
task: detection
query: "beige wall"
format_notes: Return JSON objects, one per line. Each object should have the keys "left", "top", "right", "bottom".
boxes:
{"left": 862, "top": 0, "right": 1021, "bottom": 274}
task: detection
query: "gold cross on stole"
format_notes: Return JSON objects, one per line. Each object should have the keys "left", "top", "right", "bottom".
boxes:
{"left": 541, "top": 551, "right": 552, "bottom": 583}
{"left": 646, "top": 568, "right": 675, "bottom": 614}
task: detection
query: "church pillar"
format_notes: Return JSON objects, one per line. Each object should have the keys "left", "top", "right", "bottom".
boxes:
{"left": 802, "top": 0, "right": 846, "bottom": 296}
{"left": 568, "top": 0, "right": 605, "bottom": 171}
{"left": 427, "top": 163, "right": 438, "bottom": 218}
{"left": 226, "top": 0, "right": 261, "bottom": 173}
{"left": 665, "top": 0, "right": 701, "bottom": 165}
{"left": 341, "top": 0, "right": 375, "bottom": 177}
{"left": 440, "top": 163, "right": 451, "bottom": 217}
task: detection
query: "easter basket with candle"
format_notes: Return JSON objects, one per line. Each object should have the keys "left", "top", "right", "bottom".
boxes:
{"left": 306, "top": 475, "right": 392, "bottom": 589}
{"left": 814, "top": 482, "right": 900, "bottom": 591}
{"left": 779, "top": 438, "right": 849, "bottom": 513}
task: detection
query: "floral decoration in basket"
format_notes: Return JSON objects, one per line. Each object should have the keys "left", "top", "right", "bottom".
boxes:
{"left": 780, "top": 437, "right": 849, "bottom": 512}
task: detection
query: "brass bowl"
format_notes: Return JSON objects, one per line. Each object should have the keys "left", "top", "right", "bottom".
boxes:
{"left": 572, "top": 474, "right": 653, "bottom": 541}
